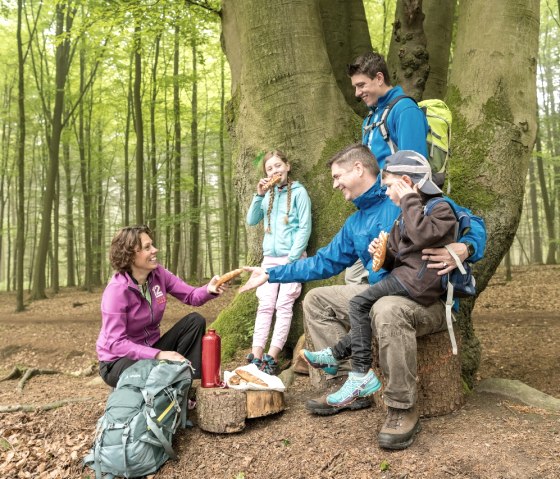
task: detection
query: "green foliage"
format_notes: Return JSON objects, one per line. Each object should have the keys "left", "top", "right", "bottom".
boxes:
{"left": 0, "top": 438, "right": 10, "bottom": 452}
{"left": 211, "top": 291, "right": 258, "bottom": 361}
{"left": 380, "top": 459, "right": 390, "bottom": 471}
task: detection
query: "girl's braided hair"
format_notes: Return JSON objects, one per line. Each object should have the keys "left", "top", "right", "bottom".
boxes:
{"left": 263, "top": 150, "right": 292, "bottom": 234}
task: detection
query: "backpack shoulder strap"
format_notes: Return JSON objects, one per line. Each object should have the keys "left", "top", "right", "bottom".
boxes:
{"left": 374, "top": 95, "right": 417, "bottom": 153}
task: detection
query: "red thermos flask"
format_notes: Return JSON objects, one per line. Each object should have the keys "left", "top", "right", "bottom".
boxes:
{"left": 201, "top": 329, "right": 221, "bottom": 388}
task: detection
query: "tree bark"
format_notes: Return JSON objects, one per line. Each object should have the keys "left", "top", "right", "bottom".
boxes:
{"left": 318, "top": 0, "right": 373, "bottom": 116}
{"left": 387, "top": 0, "right": 429, "bottom": 100}
{"left": 422, "top": 0, "right": 456, "bottom": 100}
{"left": 447, "top": 0, "right": 539, "bottom": 384}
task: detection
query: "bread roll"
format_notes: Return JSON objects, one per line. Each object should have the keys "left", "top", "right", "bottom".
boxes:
{"left": 372, "top": 231, "right": 389, "bottom": 272}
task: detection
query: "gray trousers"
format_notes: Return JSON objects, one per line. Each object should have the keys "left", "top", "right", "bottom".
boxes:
{"left": 303, "top": 285, "right": 447, "bottom": 409}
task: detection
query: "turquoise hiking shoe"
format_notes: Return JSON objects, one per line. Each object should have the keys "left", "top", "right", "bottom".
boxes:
{"left": 301, "top": 347, "right": 339, "bottom": 376}
{"left": 326, "top": 370, "right": 381, "bottom": 407}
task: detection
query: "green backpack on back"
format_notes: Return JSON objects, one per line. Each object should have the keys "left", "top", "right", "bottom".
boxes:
{"left": 376, "top": 95, "right": 453, "bottom": 191}
{"left": 84, "top": 359, "right": 193, "bottom": 479}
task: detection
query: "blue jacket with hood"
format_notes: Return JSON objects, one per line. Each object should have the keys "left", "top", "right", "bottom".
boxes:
{"left": 362, "top": 85, "right": 429, "bottom": 169}
{"left": 267, "top": 180, "right": 486, "bottom": 285}
{"left": 246, "top": 180, "right": 312, "bottom": 263}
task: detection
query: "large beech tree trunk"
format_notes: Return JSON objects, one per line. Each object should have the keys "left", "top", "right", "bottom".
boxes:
{"left": 216, "top": 0, "right": 363, "bottom": 356}
{"left": 447, "top": 0, "right": 539, "bottom": 384}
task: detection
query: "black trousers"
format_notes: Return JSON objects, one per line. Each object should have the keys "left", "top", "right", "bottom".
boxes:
{"left": 332, "top": 275, "right": 408, "bottom": 373}
{"left": 99, "top": 312, "right": 206, "bottom": 387}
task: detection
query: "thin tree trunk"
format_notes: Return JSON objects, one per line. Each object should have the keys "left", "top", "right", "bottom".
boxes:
{"left": 504, "top": 249, "right": 512, "bottom": 281}
{"left": 78, "top": 44, "right": 93, "bottom": 291}
{"left": 171, "top": 24, "right": 181, "bottom": 274}
{"left": 218, "top": 54, "right": 230, "bottom": 273}
{"left": 148, "top": 34, "right": 161, "bottom": 232}
{"left": 15, "top": 0, "right": 26, "bottom": 310}
{"left": 124, "top": 52, "right": 133, "bottom": 226}
{"left": 52, "top": 171, "right": 60, "bottom": 293}
{"left": 387, "top": 0, "right": 429, "bottom": 100}
{"left": 530, "top": 123, "right": 543, "bottom": 264}
{"left": 31, "top": 2, "right": 75, "bottom": 300}
{"left": 134, "top": 23, "right": 144, "bottom": 225}
{"left": 62, "top": 135, "right": 76, "bottom": 286}
{"left": 188, "top": 35, "right": 200, "bottom": 281}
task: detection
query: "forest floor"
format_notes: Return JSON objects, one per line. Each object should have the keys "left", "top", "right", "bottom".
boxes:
{"left": 0, "top": 265, "right": 559, "bottom": 478}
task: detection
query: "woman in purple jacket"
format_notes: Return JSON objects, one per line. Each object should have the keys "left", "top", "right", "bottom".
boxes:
{"left": 96, "top": 225, "right": 224, "bottom": 387}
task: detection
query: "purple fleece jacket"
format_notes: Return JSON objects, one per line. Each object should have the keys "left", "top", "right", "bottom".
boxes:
{"left": 96, "top": 265, "right": 215, "bottom": 362}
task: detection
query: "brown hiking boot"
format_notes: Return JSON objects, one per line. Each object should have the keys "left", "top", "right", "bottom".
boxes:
{"left": 377, "top": 405, "right": 421, "bottom": 450}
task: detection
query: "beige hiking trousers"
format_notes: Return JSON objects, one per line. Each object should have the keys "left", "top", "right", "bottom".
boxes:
{"left": 303, "top": 285, "right": 447, "bottom": 409}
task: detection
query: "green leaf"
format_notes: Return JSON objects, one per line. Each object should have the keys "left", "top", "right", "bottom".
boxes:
{"left": 253, "top": 151, "right": 265, "bottom": 166}
{"left": 380, "top": 459, "right": 390, "bottom": 471}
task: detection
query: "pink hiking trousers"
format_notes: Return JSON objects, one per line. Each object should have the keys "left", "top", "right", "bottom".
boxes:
{"left": 253, "top": 255, "right": 304, "bottom": 351}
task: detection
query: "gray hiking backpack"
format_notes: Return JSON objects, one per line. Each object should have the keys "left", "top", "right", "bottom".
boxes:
{"left": 84, "top": 359, "right": 193, "bottom": 478}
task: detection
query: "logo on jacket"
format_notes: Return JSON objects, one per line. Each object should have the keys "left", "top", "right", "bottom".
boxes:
{"left": 152, "top": 285, "right": 166, "bottom": 305}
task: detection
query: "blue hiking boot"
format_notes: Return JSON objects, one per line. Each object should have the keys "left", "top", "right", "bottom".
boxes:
{"left": 261, "top": 354, "right": 279, "bottom": 375}
{"left": 301, "top": 347, "right": 339, "bottom": 376}
{"left": 326, "top": 370, "right": 381, "bottom": 407}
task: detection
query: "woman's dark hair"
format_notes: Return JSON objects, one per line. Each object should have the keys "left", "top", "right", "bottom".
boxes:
{"left": 109, "top": 225, "right": 154, "bottom": 274}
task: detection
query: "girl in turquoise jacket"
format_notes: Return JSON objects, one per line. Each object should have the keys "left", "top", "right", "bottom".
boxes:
{"left": 245, "top": 150, "right": 312, "bottom": 374}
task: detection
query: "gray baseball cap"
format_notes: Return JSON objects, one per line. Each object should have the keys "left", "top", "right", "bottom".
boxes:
{"left": 383, "top": 150, "right": 443, "bottom": 195}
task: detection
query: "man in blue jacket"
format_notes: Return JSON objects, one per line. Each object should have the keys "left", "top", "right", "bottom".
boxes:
{"left": 345, "top": 51, "right": 430, "bottom": 285}
{"left": 240, "top": 144, "right": 486, "bottom": 451}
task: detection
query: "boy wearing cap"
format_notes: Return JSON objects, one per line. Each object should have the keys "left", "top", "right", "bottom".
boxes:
{"left": 302, "top": 150, "right": 457, "bottom": 409}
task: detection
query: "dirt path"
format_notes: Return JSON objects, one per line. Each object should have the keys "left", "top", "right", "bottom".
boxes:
{"left": 0, "top": 265, "right": 559, "bottom": 478}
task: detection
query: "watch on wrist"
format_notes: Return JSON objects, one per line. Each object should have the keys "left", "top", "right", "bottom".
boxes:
{"left": 464, "top": 242, "right": 475, "bottom": 258}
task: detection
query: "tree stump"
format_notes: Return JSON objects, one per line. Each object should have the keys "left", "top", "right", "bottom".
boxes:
{"left": 196, "top": 387, "right": 246, "bottom": 433}
{"left": 196, "top": 387, "right": 286, "bottom": 433}
{"left": 246, "top": 390, "right": 286, "bottom": 418}
{"left": 415, "top": 329, "right": 464, "bottom": 417}
{"left": 371, "top": 329, "right": 463, "bottom": 417}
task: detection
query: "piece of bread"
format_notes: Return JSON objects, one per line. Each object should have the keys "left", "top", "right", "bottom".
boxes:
{"left": 229, "top": 374, "right": 242, "bottom": 386}
{"left": 371, "top": 231, "right": 389, "bottom": 272}
{"left": 234, "top": 368, "right": 268, "bottom": 387}
{"left": 215, "top": 268, "right": 243, "bottom": 287}
{"left": 262, "top": 174, "right": 281, "bottom": 191}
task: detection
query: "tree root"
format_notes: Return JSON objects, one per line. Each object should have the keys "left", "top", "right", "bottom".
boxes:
{"left": 0, "top": 366, "right": 23, "bottom": 382}
{"left": 0, "top": 397, "right": 94, "bottom": 413}
{"left": 17, "top": 369, "right": 60, "bottom": 394}
{"left": 1, "top": 363, "right": 97, "bottom": 393}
